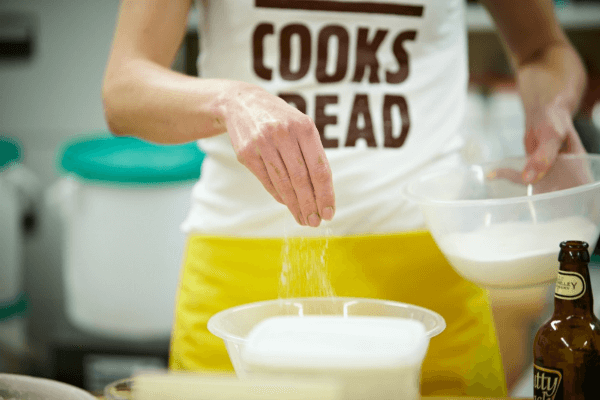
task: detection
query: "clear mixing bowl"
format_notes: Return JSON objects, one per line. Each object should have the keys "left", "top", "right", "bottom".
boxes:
{"left": 207, "top": 297, "right": 446, "bottom": 377}
{"left": 402, "top": 154, "right": 600, "bottom": 288}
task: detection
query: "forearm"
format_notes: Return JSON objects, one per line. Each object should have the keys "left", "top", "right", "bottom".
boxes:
{"left": 102, "top": 58, "right": 246, "bottom": 144}
{"left": 515, "top": 42, "right": 587, "bottom": 117}
{"left": 481, "top": 0, "right": 587, "bottom": 116}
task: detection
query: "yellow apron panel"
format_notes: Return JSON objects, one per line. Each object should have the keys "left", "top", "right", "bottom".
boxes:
{"left": 169, "top": 231, "right": 507, "bottom": 397}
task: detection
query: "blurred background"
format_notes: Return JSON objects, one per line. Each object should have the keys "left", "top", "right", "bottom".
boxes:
{"left": 0, "top": 0, "right": 599, "bottom": 397}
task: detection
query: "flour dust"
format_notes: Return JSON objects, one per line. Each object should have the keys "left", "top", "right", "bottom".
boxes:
{"left": 278, "top": 215, "right": 336, "bottom": 299}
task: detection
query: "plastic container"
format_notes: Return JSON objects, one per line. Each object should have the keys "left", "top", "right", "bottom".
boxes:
{"left": 0, "top": 137, "right": 23, "bottom": 323}
{"left": 0, "top": 136, "right": 37, "bottom": 358}
{"left": 50, "top": 135, "right": 205, "bottom": 339}
{"left": 0, "top": 373, "right": 97, "bottom": 400}
{"left": 242, "top": 316, "right": 429, "bottom": 400}
{"left": 402, "top": 154, "right": 600, "bottom": 288}
{"left": 207, "top": 297, "right": 445, "bottom": 380}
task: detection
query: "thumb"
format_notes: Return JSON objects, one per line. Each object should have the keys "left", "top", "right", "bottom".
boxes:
{"left": 522, "top": 129, "right": 562, "bottom": 184}
{"left": 522, "top": 103, "right": 583, "bottom": 184}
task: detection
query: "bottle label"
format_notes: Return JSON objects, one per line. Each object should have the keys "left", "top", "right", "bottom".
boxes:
{"left": 534, "top": 364, "right": 563, "bottom": 400}
{"left": 554, "top": 270, "right": 586, "bottom": 300}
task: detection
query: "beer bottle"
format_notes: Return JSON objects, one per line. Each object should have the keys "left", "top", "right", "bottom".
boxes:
{"left": 533, "top": 240, "right": 600, "bottom": 400}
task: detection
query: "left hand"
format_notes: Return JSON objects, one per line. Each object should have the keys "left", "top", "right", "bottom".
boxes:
{"left": 487, "top": 70, "right": 591, "bottom": 191}
{"left": 519, "top": 69, "right": 587, "bottom": 184}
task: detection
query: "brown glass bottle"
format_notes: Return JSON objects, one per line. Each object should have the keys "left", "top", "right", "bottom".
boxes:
{"left": 533, "top": 240, "right": 600, "bottom": 400}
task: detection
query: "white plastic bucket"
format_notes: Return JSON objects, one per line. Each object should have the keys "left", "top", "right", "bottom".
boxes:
{"left": 50, "top": 135, "right": 204, "bottom": 339}
{"left": 50, "top": 179, "right": 192, "bottom": 339}
{"left": 0, "top": 136, "right": 38, "bottom": 357}
{"left": 0, "top": 168, "right": 25, "bottom": 354}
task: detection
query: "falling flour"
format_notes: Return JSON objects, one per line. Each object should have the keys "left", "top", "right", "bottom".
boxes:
{"left": 438, "top": 216, "right": 599, "bottom": 288}
{"left": 278, "top": 217, "right": 336, "bottom": 299}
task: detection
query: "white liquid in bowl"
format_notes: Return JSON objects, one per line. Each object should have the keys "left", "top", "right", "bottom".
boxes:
{"left": 438, "top": 216, "right": 599, "bottom": 288}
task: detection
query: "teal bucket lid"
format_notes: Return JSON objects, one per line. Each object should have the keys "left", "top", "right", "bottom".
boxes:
{"left": 0, "top": 136, "right": 21, "bottom": 171}
{"left": 59, "top": 135, "right": 205, "bottom": 185}
{"left": 0, "top": 291, "right": 29, "bottom": 322}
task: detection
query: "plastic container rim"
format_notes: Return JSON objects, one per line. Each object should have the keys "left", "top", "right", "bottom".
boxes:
{"left": 207, "top": 296, "right": 447, "bottom": 345}
{"left": 402, "top": 153, "right": 600, "bottom": 207}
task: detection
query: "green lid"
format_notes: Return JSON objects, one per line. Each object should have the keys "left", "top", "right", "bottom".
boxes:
{"left": 59, "top": 135, "right": 205, "bottom": 185}
{"left": 0, "top": 136, "right": 21, "bottom": 171}
{"left": 0, "top": 291, "right": 29, "bottom": 322}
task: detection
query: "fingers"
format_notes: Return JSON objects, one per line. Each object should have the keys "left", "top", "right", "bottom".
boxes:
{"left": 487, "top": 167, "right": 524, "bottom": 185}
{"left": 262, "top": 144, "right": 316, "bottom": 227}
{"left": 278, "top": 149, "right": 321, "bottom": 227}
{"left": 522, "top": 129, "right": 562, "bottom": 184}
{"left": 276, "top": 115, "right": 335, "bottom": 227}
{"left": 238, "top": 148, "right": 304, "bottom": 225}
{"left": 522, "top": 102, "right": 588, "bottom": 184}
{"left": 296, "top": 121, "right": 336, "bottom": 222}
{"left": 562, "top": 119, "right": 587, "bottom": 155}
{"left": 522, "top": 127, "right": 584, "bottom": 185}
{"left": 236, "top": 117, "right": 333, "bottom": 227}
{"left": 227, "top": 87, "right": 335, "bottom": 227}
{"left": 241, "top": 153, "right": 285, "bottom": 205}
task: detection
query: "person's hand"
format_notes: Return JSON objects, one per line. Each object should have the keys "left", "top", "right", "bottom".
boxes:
{"left": 222, "top": 83, "right": 335, "bottom": 227}
{"left": 487, "top": 71, "right": 591, "bottom": 192}
{"left": 519, "top": 70, "right": 587, "bottom": 185}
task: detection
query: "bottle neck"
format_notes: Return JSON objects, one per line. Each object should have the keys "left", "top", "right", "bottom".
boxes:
{"left": 553, "top": 261, "right": 595, "bottom": 316}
